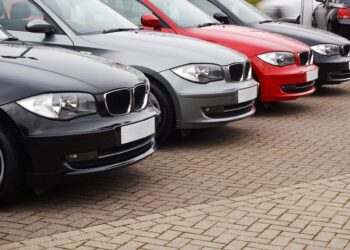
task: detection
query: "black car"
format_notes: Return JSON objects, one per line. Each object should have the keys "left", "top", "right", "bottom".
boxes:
{"left": 314, "top": 0, "right": 350, "bottom": 40}
{"left": 0, "top": 27, "right": 158, "bottom": 204}
{"left": 189, "top": 0, "right": 350, "bottom": 87}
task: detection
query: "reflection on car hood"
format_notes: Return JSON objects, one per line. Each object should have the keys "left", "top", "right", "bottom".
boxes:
{"left": 0, "top": 42, "right": 146, "bottom": 105}
{"left": 185, "top": 25, "right": 310, "bottom": 58}
{"left": 251, "top": 22, "right": 350, "bottom": 46}
{"left": 80, "top": 30, "right": 247, "bottom": 72}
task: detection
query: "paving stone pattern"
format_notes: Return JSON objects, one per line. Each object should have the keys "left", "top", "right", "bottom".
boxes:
{"left": 0, "top": 84, "right": 350, "bottom": 246}
{"left": 2, "top": 174, "right": 350, "bottom": 249}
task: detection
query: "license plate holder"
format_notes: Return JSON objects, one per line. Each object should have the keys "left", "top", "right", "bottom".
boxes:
{"left": 238, "top": 86, "right": 258, "bottom": 103}
{"left": 121, "top": 117, "right": 155, "bottom": 144}
{"left": 306, "top": 69, "right": 318, "bottom": 82}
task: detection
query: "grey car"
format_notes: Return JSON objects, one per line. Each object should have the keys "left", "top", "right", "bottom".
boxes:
{"left": 0, "top": 0, "right": 258, "bottom": 143}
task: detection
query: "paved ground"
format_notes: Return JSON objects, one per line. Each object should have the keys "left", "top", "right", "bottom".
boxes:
{"left": 3, "top": 174, "right": 350, "bottom": 250}
{"left": 0, "top": 84, "right": 350, "bottom": 249}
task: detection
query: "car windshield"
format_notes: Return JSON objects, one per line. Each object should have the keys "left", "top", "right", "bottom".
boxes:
{"left": 217, "top": 0, "right": 272, "bottom": 24}
{"left": 0, "top": 27, "right": 9, "bottom": 40}
{"left": 41, "top": 0, "right": 137, "bottom": 35}
{"left": 149, "top": 0, "right": 219, "bottom": 28}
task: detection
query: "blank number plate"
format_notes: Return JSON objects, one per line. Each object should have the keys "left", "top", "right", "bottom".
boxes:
{"left": 238, "top": 86, "right": 258, "bottom": 103}
{"left": 121, "top": 117, "right": 155, "bottom": 144}
{"left": 306, "top": 69, "right": 319, "bottom": 82}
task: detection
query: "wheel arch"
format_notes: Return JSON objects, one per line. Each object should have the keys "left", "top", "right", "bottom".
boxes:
{"left": 131, "top": 66, "right": 181, "bottom": 122}
{"left": 0, "top": 108, "right": 32, "bottom": 171}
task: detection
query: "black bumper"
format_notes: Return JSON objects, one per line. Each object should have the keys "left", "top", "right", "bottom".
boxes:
{"left": 314, "top": 53, "right": 350, "bottom": 85}
{"left": 1, "top": 103, "right": 158, "bottom": 185}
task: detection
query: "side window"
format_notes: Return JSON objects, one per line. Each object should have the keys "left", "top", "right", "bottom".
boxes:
{"left": 189, "top": 0, "right": 223, "bottom": 17}
{"left": 0, "top": 0, "right": 44, "bottom": 31}
{"left": 103, "top": 0, "right": 152, "bottom": 26}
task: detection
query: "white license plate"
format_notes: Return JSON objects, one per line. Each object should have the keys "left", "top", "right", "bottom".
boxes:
{"left": 121, "top": 117, "right": 155, "bottom": 144}
{"left": 238, "top": 86, "right": 258, "bottom": 103}
{"left": 348, "top": 62, "right": 350, "bottom": 70}
{"left": 306, "top": 69, "right": 318, "bottom": 82}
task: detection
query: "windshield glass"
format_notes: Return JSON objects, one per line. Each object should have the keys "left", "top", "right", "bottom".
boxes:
{"left": 0, "top": 27, "right": 10, "bottom": 40}
{"left": 149, "top": 0, "right": 218, "bottom": 28}
{"left": 217, "top": 0, "right": 271, "bottom": 24}
{"left": 41, "top": 0, "right": 137, "bottom": 34}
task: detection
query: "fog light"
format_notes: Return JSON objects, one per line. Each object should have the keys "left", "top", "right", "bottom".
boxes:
{"left": 66, "top": 151, "right": 97, "bottom": 163}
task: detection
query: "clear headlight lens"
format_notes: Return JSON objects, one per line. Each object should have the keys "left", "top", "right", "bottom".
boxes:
{"left": 311, "top": 44, "right": 340, "bottom": 56}
{"left": 258, "top": 52, "right": 296, "bottom": 66}
{"left": 172, "top": 64, "right": 224, "bottom": 83}
{"left": 17, "top": 93, "right": 97, "bottom": 120}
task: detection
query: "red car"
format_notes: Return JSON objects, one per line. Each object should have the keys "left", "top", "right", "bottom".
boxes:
{"left": 104, "top": 0, "right": 319, "bottom": 103}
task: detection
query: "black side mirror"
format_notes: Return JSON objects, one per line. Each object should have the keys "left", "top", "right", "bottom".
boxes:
{"left": 26, "top": 19, "right": 55, "bottom": 34}
{"left": 213, "top": 12, "right": 229, "bottom": 24}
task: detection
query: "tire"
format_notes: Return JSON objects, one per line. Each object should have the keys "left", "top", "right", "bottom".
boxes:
{"left": 149, "top": 81, "right": 176, "bottom": 145}
{"left": 0, "top": 123, "right": 25, "bottom": 205}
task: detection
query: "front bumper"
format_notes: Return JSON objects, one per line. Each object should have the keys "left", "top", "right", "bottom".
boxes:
{"left": 1, "top": 103, "right": 158, "bottom": 185}
{"left": 251, "top": 57, "right": 317, "bottom": 102}
{"left": 314, "top": 52, "right": 350, "bottom": 85}
{"left": 159, "top": 71, "right": 258, "bottom": 129}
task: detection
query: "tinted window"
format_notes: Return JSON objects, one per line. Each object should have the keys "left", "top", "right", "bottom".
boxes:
{"left": 41, "top": 0, "right": 137, "bottom": 35}
{"left": 149, "top": 0, "right": 218, "bottom": 28}
{"left": 102, "top": 0, "right": 152, "bottom": 25}
{"left": 0, "top": 0, "right": 44, "bottom": 31}
{"left": 217, "top": 0, "right": 271, "bottom": 24}
{"left": 189, "top": 0, "right": 223, "bottom": 17}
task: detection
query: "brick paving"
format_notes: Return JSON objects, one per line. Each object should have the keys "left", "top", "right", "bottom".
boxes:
{"left": 0, "top": 84, "right": 350, "bottom": 247}
{"left": 2, "top": 174, "right": 350, "bottom": 249}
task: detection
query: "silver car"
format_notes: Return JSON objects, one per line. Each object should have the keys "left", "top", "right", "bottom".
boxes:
{"left": 0, "top": 0, "right": 258, "bottom": 143}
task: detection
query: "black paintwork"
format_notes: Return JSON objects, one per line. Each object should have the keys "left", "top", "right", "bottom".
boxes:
{"left": 192, "top": 0, "right": 350, "bottom": 85}
{"left": 313, "top": 0, "right": 350, "bottom": 40}
{"left": 0, "top": 28, "right": 157, "bottom": 184}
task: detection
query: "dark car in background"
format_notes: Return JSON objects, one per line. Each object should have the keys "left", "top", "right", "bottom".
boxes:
{"left": 0, "top": 27, "right": 158, "bottom": 204}
{"left": 313, "top": 0, "right": 350, "bottom": 40}
{"left": 189, "top": 0, "right": 350, "bottom": 87}
{"left": 0, "top": 0, "right": 258, "bottom": 144}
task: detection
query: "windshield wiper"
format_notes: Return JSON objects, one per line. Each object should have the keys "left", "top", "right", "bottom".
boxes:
{"left": 2, "top": 37, "right": 19, "bottom": 41}
{"left": 259, "top": 20, "right": 273, "bottom": 24}
{"left": 198, "top": 22, "right": 220, "bottom": 28}
{"left": 102, "top": 28, "right": 137, "bottom": 34}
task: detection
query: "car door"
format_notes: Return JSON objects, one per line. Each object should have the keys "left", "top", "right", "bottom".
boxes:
{"left": 0, "top": 0, "right": 73, "bottom": 48}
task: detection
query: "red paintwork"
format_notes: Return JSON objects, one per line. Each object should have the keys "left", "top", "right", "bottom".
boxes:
{"left": 141, "top": 14, "right": 161, "bottom": 28}
{"left": 140, "top": 0, "right": 318, "bottom": 102}
{"left": 338, "top": 7, "right": 350, "bottom": 20}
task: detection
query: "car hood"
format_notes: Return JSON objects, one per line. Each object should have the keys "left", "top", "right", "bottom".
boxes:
{"left": 80, "top": 30, "right": 247, "bottom": 72}
{"left": 0, "top": 42, "right": 146, "bottom": 105}
{"left": 185, "top": 25, "right": 310, "bottom": 58}
{"left": 251, "top": 22, "right": 350, "bottom": 46}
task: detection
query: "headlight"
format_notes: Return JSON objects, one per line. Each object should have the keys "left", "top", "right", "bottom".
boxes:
{"left": 258, "top": 52, "right": 295, "bottom": 66}
{"left": 171, "top": 64, "right": 224, "bottom": 83}
{"left": 311, "top": 44, "right": 340, "bottom": 56}
{"left": 17, "top": 93, "right": 97, "bottom": 120}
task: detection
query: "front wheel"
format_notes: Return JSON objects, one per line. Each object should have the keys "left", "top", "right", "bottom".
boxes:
{"left": 149, "top": 82, "right": 176, "bottom": 145}
{"left": 0, "top": 124, "right": 25, "bottom": 205}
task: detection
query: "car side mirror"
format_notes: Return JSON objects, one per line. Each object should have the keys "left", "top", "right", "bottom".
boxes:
{"left": 141, "top": 14, "right": 161, "bottom": 29}
{"left": 26, "top": 19, "right": 55, "bottom": 35}
{"left": 213, "top": 12, "right": 229, "bottom": 24}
